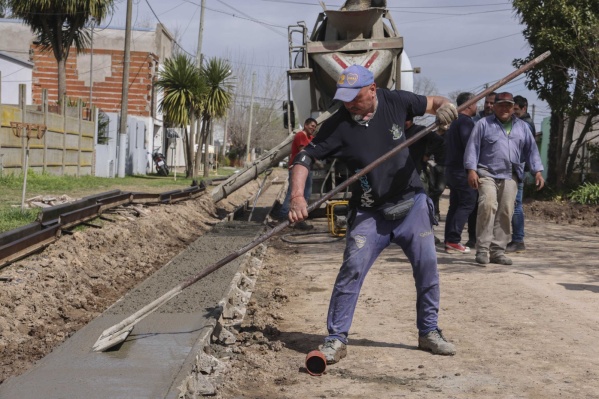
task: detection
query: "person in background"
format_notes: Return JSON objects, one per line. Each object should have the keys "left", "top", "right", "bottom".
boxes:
{"left": 288, "top": 64, "right": 458, "bottom": 365}
{"left": 466, "top": 92, "right": 496, "bottom": 248}
{"left": 274, "top": 117, "right": 318, "bottom": 230}
{"left": 426, "top": 141, "right": 446, "bottom": 224}
{"left": 464, "top": 92, "right": 544, "bottom": 266}
{"left": 473, "top": 92, "right": 496, "bottom": 122}
{"left": 405, "top": 117, "right": 446, "bottom": 231}
{"left": 507, "top": 95, "right": 536, "bottom": 253}
{"left": 443, "top": 92, "right": 478, "bottom": 254}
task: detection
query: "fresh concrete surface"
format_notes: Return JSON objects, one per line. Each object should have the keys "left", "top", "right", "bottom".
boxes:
{"left": 0, "top": 178, "right": 285, "bottom": 399}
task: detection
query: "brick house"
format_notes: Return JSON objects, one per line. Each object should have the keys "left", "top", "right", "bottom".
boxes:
{"left": 0, "top": 19, "right": 175, "bottom": 176}
{"left": 30, "top": 24, "right": 173, "bottom": 118}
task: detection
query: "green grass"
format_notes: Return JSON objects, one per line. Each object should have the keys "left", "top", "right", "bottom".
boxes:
{"left": 0, "top": 207, "right": 39, "bottom": 233}
{"left": 0, "top": 169, "right": 236, "bottom": 233}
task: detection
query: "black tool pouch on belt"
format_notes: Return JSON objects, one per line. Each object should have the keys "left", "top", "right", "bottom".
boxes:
{"left": 382, "top": 198, "right": 415, "bottom": 221}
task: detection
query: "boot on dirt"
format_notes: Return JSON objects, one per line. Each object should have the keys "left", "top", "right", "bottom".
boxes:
{"left": 475, "top": 251, "right": 489, "bottom": 265}
{"left": 418, "top": 329, "right": 456, "bottom": 356}
{"left": 320, "top": 338, "right": 347, "bottom": 364}
{"left": 506, "top": 241, "right": 526, "bottom": 253}
{"left": 490, "top": 254, "right": 513, "bottom": 265}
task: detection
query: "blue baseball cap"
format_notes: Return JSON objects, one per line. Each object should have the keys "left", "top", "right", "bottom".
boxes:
{"left": 333, "top": 65, "right": 374, "bottom": 102}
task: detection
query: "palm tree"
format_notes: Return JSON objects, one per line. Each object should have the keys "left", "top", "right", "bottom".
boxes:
{"left": 155, "top": 54, "right": 206, "bottom": 178}
{"left": 197, "top": 57, "right": 235, "bottom": 177}
{"left": 9, "top": 0, "right": 114, "bottom": 105}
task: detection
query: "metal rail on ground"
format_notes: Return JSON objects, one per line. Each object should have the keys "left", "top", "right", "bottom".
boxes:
{"left": 0, "top": 181, "right": 210, "bottom": 269}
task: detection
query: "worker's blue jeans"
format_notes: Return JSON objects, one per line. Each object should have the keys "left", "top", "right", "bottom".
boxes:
{"left": 444, "top": 168, "right": 477, "bottom": 244}
{"left": 326, "top": 193, "right": 440, "bottom": 344}
{"left": 278, "top": 168, "right": 312, "bottom": 219}
{"left": 511, "top": 182, "right": 525, "bottom": 242}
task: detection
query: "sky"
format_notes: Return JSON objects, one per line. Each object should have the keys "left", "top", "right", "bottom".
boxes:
{"left": 109, "top": 0, "right": 551, "bottom": 130}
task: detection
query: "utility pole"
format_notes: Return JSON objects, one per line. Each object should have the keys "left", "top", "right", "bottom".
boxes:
{"left": 117, "top": 0, "right": 133, "bottom": 178}
{"left": 196, "top": 0, "right": 206, "bottom": 68}
{"left": 222, "top": 116, "right": 228, "bottom": 157}
{"left": 191, "top": 0, "right": 206, "bottom": 177}
{"left": 531, "top": 104, "right": 536, "bottom": 122}
{"left": 246, "top": 72, "right": 256, "bottom": 164}
{"left": 88, "top": 18, "right": 95, "bottom": 108}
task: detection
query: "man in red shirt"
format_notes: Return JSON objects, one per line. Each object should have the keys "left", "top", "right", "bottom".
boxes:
{"left": 274, "top": 117, "right": 318, "bottom": 229}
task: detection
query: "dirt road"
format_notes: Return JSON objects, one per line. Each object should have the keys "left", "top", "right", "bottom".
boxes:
{"left": 2, "top": 170, "right": 598, "bottom": 398}
{"left": 217, "top": 194, "right": 599, "bottom": 399}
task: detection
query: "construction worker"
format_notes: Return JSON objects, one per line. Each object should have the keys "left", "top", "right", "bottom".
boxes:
{"left": 464, "top": 92, "right": 544, "bottom": 266}
{"left": 288, "top": 64, "right": 458, "bottom": 365}
{"left": 507, "top": 95, "right": 536, "bottom": 253}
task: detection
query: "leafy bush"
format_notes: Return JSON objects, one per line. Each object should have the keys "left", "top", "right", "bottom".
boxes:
{"left": 569, "top": 182, "right": 599, "bottom": 205}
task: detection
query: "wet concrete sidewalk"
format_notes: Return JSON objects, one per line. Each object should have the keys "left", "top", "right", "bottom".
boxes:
{"left": 0, "top": 173, "right": 285, "bottom": 399}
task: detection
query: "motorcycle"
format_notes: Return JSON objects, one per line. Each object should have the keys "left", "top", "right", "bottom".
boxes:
{"left": 152, "top": 149, "right": 169, "bottom": 176}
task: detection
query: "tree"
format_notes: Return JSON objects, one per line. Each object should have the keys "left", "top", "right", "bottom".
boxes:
{"left": 9, "top": 0, "right": 114, "bottom": 105}
{"left": 413, "top": 75, "right": 439, "bottom": 97}
{"left": 512, "top": 0, "right": 599, "bottom": 188}
{"left": 155, "top": 54, "right": 206, "bottom": 178}
{"left": 196, "top": 57, "right": 235, "bottom": 177}
{"left": 413, "top": 75, "right": 440, "bottom": 126}
{"left": 0, "top": 0, "right": 10, "bottom": 18}
{"left": 222, "top": 53, "right": 288, "bottom": 165}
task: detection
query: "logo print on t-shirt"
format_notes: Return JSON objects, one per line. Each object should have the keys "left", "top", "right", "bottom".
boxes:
{"left": 390, "top": 124, "right": 403, "bottom": 140}
{"left": 356, "top": 169, "right": 375, "bottom": 207}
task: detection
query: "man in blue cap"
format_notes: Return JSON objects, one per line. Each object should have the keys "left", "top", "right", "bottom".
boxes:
{"left": 287, "top": 64, "right": 458, "bottom": 364}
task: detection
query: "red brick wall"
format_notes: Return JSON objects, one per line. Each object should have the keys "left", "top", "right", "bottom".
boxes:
{"left": 31, "top": 46, "right": 158, "bottom": 117}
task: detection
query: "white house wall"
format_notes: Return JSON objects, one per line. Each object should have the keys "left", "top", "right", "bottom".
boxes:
{"left": 95, "top": 113, "right": 152, "bottom": 177}
{"left": 0, "top": 56, "right": 33, "bottom": 104}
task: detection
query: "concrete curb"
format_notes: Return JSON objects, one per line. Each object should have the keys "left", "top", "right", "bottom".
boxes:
{"left": 169, "top": 242, "right": 268, "bottom": 398}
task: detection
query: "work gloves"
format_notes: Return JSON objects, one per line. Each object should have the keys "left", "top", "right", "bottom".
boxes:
{"left": 436, "top": 103, "right": 458, "bottom": 130}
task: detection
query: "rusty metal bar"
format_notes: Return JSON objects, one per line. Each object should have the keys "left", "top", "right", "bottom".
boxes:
{"left": 159, "top": 190, "right": 183, "bottom": 203}
{"left": 0, "top": 185, "right": 213, "bottom": 268}
{"left": 131, "top": 192, "right": 162, "bottom": 203}
{"left": 59, "top": 204, "right": 102, "bottom": 229}
{"left": 97, "top": 193, "right": 134, "bottom": 212}
{"left": 0, "top": 223, "right": 61, "bottom": 269}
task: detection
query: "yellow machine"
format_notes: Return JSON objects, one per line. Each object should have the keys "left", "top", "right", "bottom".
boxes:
{"left": 326, "top": 200, "right": 349, "bottom": 237}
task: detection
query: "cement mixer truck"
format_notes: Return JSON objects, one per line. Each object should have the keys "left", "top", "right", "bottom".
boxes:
{"left": 286, "top": 0, "right": 415, "bottom": 127}
{"left": 213, "top": 0, "right": 415, "bottom": 203}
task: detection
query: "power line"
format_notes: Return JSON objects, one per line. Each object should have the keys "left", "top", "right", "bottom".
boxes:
{"left": 399, "top": 8, "right": 512, "bottom": 25}
{"left": 1, "top": 66, "right": 29, "bottom": 80}
{"left": 389, "top": 3, "right": 511, "bottom": 9}
{"left": 181, "top": 0, "right": 288, "bottom": 34}
{"left": 180, "top": 5, "right": 200, "bottom": 43}
{"left": 410, "top": 32, "right": 521, "bottom": 58}
{"left": 143, "top": 0, "right": 195, "bottom": 57}
{"left": 259, "top": 0, "right": 511, "bottom": 8}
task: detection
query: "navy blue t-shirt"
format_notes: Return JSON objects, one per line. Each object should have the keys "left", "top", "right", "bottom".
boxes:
{"left": 304, "top": 88, "right": 428, "bottom": 210}
{"left": 444, "top": 113, "right": 475, "bottom": 170}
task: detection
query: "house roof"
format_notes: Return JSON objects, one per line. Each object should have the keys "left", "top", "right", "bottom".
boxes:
{"left": 0, "top": 51, "right": 33, "bottom": 68}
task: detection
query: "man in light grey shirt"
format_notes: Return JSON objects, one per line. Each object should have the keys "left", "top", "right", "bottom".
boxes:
{"left": 464, "top": 92, "right": 544, "bottom": 266}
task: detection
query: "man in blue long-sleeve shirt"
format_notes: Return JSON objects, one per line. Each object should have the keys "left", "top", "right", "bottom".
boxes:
{"left": 464, "top": 92, "right": 544, "bottom": 266}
